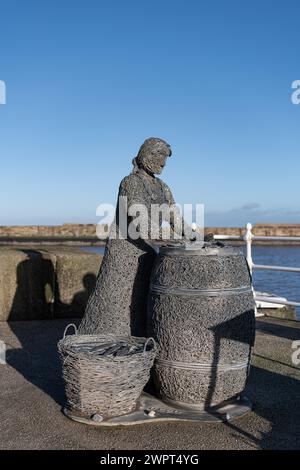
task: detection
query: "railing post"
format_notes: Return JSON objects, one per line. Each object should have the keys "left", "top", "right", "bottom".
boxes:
{"left": 244, "top": 223, "right": 253, "bottom": 275}
{"left": 243, "top": 223, "right": 260, "bottom": 315}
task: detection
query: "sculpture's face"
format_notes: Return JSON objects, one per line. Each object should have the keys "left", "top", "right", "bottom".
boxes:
{"left": 141, "top": 150, "right": 168, "bottom": 175}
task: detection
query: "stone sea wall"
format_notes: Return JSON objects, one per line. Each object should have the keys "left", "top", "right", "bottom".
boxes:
{"left": 209, "top": 224, "right": 300, "bottom": 237}
{"left": 0, "top": 223, "right": 299, "bottom": 244}
{"left": 0, "top": 223, "right": 107, "bottom": 242}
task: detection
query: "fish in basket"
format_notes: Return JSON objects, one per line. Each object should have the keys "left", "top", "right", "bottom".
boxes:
{"left": 57, "top": 324, "right": 157, "bottom": 421}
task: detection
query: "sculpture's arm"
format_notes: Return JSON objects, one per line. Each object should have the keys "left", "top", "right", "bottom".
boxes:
{"left": 161, "top": 181, "right": 198, "bottom": 240}
{"left": 162, "top": 183, "right": 183, "bottom": 236}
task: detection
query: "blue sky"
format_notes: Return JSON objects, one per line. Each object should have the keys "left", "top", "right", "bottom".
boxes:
{"left": 0, "top": 0, "right": 299, "bottom": 227}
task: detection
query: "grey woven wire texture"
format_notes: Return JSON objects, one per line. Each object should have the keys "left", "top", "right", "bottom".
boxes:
{"left": 58, "top": 325, "right": 157, "bottom": 420}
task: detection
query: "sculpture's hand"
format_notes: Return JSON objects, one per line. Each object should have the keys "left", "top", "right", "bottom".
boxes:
{"left": 204, "top": 232, "right": 214, "bottom": 242}
{"left": 181, "top": 222, "right": 205, "bottom": 242}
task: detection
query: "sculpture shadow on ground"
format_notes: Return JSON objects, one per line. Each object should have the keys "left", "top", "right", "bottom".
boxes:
{"left": 55, "top": 272, "right": 97, "bottom": 319}
{"left": 256, "top": 318, "right": 300, "bottom": 341}
{"left": 232, "top": 364, "right": 300, "bottom": 449}
{"left": 204, "top": 313, "right": 300, "bottom": 449}
{"left": 8, "top": 249, "right": 55, "bottom": 321}
{"left": 6, "top": 251, "right": 96, "bottom": 407}
{"left": 6, "top": 318, "right": 73, "bottom": 407}
{"left": 201, "top": 363, "right": 300, "bottom": 450}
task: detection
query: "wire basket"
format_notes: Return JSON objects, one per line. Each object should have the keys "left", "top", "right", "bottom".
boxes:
{"left": 58, "top": 324, "right": 157, "bottom": 420}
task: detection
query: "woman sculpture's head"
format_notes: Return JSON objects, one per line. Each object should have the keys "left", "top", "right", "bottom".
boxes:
{"left": 132, "top": 137, "right": 172, "bottom": 175}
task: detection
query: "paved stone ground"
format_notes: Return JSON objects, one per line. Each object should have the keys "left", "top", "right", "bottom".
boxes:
{"left": 0, "top": 317, "right": 299, "bottom": 450}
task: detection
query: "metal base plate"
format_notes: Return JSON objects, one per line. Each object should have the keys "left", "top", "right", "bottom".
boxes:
{"left": 63, "top": 393, "right": 252, "bottom": 426}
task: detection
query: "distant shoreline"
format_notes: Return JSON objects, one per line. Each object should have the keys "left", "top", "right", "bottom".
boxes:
{"left": 1, "top": 238, "right": 300, "bottom": 247}
{"left": 0, "top": 223, "right": 300, "bottom": 246}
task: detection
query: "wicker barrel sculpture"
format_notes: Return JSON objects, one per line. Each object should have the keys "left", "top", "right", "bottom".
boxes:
{"left": 147, "top": 242, "right": 256, "bottom": 409}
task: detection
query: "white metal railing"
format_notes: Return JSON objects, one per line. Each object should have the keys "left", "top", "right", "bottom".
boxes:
{"left": 214, "top": 222, "right": 300, "bottom": 308}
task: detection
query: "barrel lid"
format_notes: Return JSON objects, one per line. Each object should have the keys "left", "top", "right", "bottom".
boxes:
{"left": 158, "top": 241, "right": 243, "bottom": 256}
